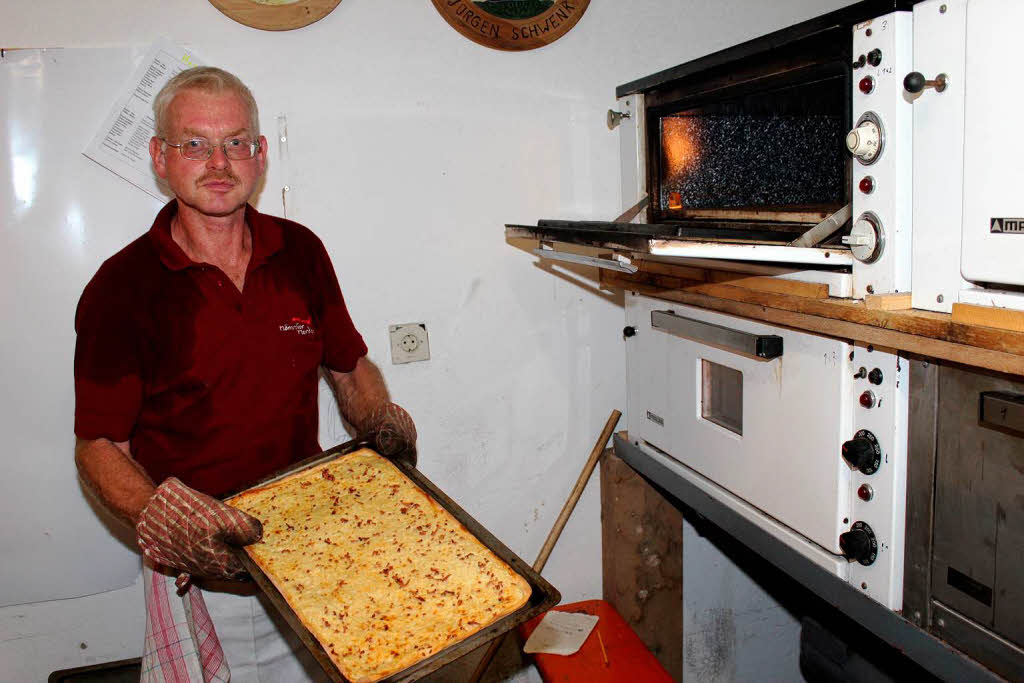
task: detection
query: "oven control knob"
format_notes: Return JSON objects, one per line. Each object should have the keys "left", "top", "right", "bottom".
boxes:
{"left": 842, "top": 213, "right": 885, "bottom": 263}
{"left": 846, "top": 120, "right": 881, "bottom": 162}
{"left": 842, "top": 429, "right": 881, "bottom": 474}
{"left": 840, "top": 521, "right": 878, "bottom": 565}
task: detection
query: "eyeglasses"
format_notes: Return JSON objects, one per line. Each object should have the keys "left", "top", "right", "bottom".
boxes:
{"left": 161, "top": 135, "right": 261, "bottom": 161}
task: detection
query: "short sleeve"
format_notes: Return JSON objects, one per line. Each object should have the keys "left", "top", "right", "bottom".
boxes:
{"left": 73, "top": 266, "right": 144, "bottom": 441}
{"left": 311, "top": 240, "right": 368, "bottom": 373}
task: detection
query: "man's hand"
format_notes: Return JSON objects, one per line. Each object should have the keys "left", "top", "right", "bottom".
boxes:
{"left": 136, "top": 478, "right": 263, "bottom": 587}
{"left": 364, "top": 402, "right": 418, "bottom": 466}
{"left": 328, "top": 358, "right": 418, "bottom": 466}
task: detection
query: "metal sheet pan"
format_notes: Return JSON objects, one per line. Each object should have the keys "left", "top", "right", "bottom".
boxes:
{"left": 227, "top": 439, "right": 560, "bottom": 683}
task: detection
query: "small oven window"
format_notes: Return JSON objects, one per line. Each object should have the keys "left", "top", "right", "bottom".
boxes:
{"left": 701, "top": 359, "right": 743, "bottom": 436}
{"left": 658, "top": 77, "right": 846, "bottom": 223}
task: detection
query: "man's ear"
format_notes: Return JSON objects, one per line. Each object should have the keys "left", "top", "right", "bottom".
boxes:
{"left": 150, "top": 137, "right": 168, "bottom": 179}
{"left": 256, "top": 134, "right": 269, "bottom": 175}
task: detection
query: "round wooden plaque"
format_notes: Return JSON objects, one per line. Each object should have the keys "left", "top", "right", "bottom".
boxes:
{"left": 208, "top": 0, "right": 342, "bottom": 31}
{"left": 431, "top": 0, "right": 590, "bottom": 52}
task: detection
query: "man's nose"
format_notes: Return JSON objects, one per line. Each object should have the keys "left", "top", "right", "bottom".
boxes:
{"left": 206, "top": 143, "right": 231, "bottom": 169}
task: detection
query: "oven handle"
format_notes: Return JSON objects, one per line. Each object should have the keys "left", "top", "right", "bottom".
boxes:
{"left": 651, "top": 310, "right": 783, "bottom": 360}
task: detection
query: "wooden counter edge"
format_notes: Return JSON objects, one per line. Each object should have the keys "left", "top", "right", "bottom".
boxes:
{"left": 602, "top": 270, "right": 1024, "bottom": 377}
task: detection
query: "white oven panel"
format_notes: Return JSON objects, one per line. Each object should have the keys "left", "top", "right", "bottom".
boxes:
{"left": 617, "top": 94, "right": 647, "bottom": 222}
{"left": 850, "top": 11, "right": 913, "bottom": 299}
{"left": 911, "top": 0, "right": 970, "bottom": 313}
{"left": 961, "top": 0, "right": 1024, "bottom": 289}
{"left": 625, "top": 294, "right": 854, "bottom": 554}
{"left": 846, "top": 344, "right": 908, "bottom": 610}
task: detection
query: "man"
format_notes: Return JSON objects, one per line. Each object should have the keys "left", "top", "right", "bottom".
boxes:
{"left": 74, "top": 67, "right": 415, "bottom": 681}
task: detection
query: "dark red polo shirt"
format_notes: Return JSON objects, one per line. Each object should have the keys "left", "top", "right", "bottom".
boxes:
{"left": 74, "top": 201, "right": 368, "bottom": 497}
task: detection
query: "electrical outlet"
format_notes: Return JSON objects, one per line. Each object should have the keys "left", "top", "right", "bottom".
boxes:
{"left": 389, "top": 323, "right": 430, "bottom": 364}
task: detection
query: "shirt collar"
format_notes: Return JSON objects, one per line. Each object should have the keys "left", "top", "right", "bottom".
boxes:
{"left": 148, "top": 200, "right": 284, "bottom": 272}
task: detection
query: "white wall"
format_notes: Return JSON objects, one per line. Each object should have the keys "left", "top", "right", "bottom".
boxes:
{"left": 1, "top": 0, "right": 848, "bottom": 678}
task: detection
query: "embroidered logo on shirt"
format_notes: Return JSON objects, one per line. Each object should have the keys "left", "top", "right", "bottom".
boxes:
{"left": 279, "top": 316, "right": 315, "bottom": 336}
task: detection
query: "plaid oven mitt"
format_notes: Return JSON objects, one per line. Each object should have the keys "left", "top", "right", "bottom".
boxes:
{"left": 136, "top": 477, "right": 263, "bottom": 591}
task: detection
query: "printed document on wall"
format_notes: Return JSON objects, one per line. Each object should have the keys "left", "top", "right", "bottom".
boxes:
{"left": 83, "top": 41, "right": 204, "bottom": 200}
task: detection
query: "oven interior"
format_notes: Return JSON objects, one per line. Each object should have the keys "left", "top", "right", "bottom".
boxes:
{"left": 644, "top": 27, "right": 854, "bottom": 244}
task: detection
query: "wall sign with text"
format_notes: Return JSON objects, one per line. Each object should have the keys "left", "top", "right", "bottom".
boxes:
{"left": 208, "top": 0, "right": 342, "bottom": 31}
{"left": 432, "top": 0, "right": 590, "bottom": 51}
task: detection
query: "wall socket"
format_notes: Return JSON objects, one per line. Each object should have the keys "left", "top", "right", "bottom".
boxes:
{"left": 389, "top": 323, "right": 430, "bottom": 364}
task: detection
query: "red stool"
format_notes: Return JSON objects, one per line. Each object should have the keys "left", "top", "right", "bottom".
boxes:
{"left": 517, "top": 599, "right": 673, "bottom": 682}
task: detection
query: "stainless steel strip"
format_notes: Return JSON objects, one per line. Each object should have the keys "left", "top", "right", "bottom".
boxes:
{"left": 904, "top": 359, "right": 940, "bottom": 630}
{"left": 651, "top": 309, "right": 783, "bottom": 359}
{"left": 532, "top": 248, "right": 639, "bottom": 273}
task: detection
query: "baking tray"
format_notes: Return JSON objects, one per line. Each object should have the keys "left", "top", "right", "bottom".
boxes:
{"left": 226, "top": 438, "right": 561, "bottom": 683}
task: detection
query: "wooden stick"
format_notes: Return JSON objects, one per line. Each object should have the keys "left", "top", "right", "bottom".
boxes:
{"left": 597, "top": 629, "right": 609, "bottom": 667}
{"left": 613, "top": 196, "right": 649, "bottom": 224}
{"left": 468, "top": 409, "right": 622, "bottom": 683}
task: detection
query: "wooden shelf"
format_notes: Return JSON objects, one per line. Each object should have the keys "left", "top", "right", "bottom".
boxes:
{"left": 600, "top": 261, "right": 1024, "bottom": 377}
{"left": 507, "top": 227, "right": 1024, "bottom": 376}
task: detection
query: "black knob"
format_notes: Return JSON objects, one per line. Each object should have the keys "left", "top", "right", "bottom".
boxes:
{"left": 839, "top": 522, "right": 877, "bottom": 565}
{"left": 842, "top": 429, "right": 881, "bottom": 474}
{"left": 623, "top": 326, "right": 637, "bottom": 339}
{"left": 904, "top": 71, "right": 948, "bottom": 94}
{"left": 904, "top": 71, "right": 926, "bottom": 93}
{"left": 843, "top": 438, "right": 874, "bottom": 470}
{"left": 868, "top": 368, "right": 884, "bottom": 385}
{"left": 867, "top": 49, "right": 883, "bottom": 67}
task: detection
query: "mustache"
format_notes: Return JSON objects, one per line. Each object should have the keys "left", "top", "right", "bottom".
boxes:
{"left": 197, "top": 172, "right": 239, "bottom": 185}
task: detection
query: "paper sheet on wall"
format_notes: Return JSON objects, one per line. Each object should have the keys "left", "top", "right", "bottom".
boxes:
{"left": 83, "top": 41, "right": 204, "bottom": 200}
{"left": 523, "top": 611, "right": 600, "bottom": 656}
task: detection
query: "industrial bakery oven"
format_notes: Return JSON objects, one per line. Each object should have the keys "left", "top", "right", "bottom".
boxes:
{"left": 513, "top": 0, "right": 1024, "bottom": 678}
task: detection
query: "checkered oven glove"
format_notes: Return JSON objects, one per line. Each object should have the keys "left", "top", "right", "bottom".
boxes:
{"left": 136, "top": 477, "right": 263, "bottom": 589}
{"left": 364, "top": 402, "right": 418, "bottom": 466}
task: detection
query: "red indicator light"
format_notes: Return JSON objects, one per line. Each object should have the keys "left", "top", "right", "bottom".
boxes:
{"left": 859, "top": 391, "right": 877, "bottom": 409}
{"left": 859, "top": 176, "right": 875, "bottom": 194}
{"left": 858, "top": 484, "right": 874, "bottom": 501}
{"left": 859, "top": 76, "right": 875, "bottom": 94}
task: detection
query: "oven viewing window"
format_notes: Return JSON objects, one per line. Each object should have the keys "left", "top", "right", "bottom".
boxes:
{"left": 701, "top": 359, "right": 743, "bottom": 436}
{"left": 656, "top": 77, "right": 848, "bottom": 227}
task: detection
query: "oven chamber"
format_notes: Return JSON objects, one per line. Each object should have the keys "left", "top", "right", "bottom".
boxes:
{"left": 615, "top": 0, "right": 915, "bottom": 300}
{"left": 624, "top": 293, "right": 908, "bottom": 610}
{"left": 642, "top": 24, "right": 852, "bottom": 241}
